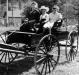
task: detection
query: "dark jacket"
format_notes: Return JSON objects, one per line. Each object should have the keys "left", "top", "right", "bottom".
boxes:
{"left": 20, "top": 7, "right": 40, "bottom": 32}
{"left": 22, "top": 7, "right": 40, "bottom": 23}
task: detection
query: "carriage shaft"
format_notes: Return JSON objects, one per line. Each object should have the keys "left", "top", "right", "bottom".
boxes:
{"left": 59, "top": 43, "right": 69, "bottom": 47}
{"left": 0, "top": 48, "right": 25, "bottom": 54}
{"left": 0, "top": 43, "right": 18, "bottom": 50}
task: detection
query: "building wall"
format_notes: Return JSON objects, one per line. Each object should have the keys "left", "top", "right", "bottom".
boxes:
{"left": 0, "top": 17, "right": 22, "bottom": 26}
{"left": 8, "top": 17, "right": 22, "bottom": 26}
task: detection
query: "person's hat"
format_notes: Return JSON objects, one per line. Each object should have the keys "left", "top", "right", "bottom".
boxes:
{"left": 31, "top": 1, "right": 38, "bottom": 8}
{"left": 53, "top": 5, "right": 59, "bottom": 11}
{"left": 40, "top": 6, "right": 49, "bottom": 12}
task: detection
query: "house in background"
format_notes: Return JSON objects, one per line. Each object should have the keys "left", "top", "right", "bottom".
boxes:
{"left": 0, "top": 0, "right": 32, "bottom": 26}
{"left": 7, "top": 9, "right": 22, "bottom": 26}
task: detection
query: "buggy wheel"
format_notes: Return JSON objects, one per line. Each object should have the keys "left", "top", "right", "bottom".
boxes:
{"left": 0, "top": 51, "right": 17, "bottom": 64}
{"left": 0, "top": 32, "right": 18, "bottom": 64}
{"left": 8, "top": 43, "right": 26, "bottom": 61}
{"left": 35, "top": 34, "right": 60, "bottom": 75}
{"left": 65, "top": 31, "right": 78, "bottom": 61}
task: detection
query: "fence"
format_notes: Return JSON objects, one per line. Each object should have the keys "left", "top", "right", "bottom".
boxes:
{"left": 0, "top": 17, "right": 22, "bottom": 27}
{"left": 0, "top": 17, "right": 78, "bottom": 27}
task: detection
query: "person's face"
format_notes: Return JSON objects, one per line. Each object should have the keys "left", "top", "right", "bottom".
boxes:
{"left": 41, "top": 9, "right": 46, "bottom": 14}
{"left": 31, "top": 3, "right": 36, "bottom": 8}
{"left": 52, "top": 8, "right": 57, "bottom": 13}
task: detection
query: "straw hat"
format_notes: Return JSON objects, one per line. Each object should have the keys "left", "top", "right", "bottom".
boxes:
{"left": 40, "top": 6, "right": 49, "bottom": 12}
{"left": 53, "top": 5, "right": 59, "bottom": 11}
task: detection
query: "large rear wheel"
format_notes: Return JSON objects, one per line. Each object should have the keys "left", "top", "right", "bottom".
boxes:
{"left": 35, "top": 34, "right": 60, "bottom": 75}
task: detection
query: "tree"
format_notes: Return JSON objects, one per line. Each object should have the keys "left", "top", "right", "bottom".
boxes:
{"left": 72, "top": 0, "right": 79, "bottom": 32}
{"left": 34, "top": 0, "right": 58, "bottom": 12}
{"left": 0, "top": 0, "right": 12, "bottom": 4}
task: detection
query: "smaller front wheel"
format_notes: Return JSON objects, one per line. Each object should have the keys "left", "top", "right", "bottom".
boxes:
{"left": 65, "top": 31, "right": 78, "bottom": 61}
{"left": 34, "top": 34, "right": 60, "bottom": 75}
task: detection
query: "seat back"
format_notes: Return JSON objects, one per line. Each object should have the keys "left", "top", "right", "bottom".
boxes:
{"left": 53, "top": 19, "right": 63, "bottom": 28}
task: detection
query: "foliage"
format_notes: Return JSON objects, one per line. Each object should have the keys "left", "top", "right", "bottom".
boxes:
{"left": 72, "top": 0, "right": 79, "bottom": 18}
{"left": 34, "top": 0, "right": 58, "bottom": 12}
{"left": 0, "top": 0, "right": 11, "bottom": 4}
{"left": 57, "top": 0, "right": 79, "bottom": 19}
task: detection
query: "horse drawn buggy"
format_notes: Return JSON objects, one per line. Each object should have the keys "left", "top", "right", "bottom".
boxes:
{"left": 0, "top": 19, "right": 78, "bottom": 75}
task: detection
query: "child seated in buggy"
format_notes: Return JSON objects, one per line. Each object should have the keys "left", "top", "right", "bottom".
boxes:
{"left": 36, "top": 6, "right": 49, "bottom": 33}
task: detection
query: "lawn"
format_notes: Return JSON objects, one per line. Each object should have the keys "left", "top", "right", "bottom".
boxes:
{"left": 0, "top": 24, "right": 78, "bottom": 75}
{"left": 0, "top": 26, "right": 19, "bottom": 33}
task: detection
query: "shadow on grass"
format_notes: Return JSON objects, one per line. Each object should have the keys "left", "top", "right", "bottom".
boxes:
{"left": 0, "top": 56, "right": 35, "bottom": 75}
{"left": 58, "top": 60, "right": 70, "bottom": 65}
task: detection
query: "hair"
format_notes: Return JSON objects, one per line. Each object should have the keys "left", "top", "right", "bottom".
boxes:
{"left": 31, "top": 1, "right": 38, "bottom": 8}
{"left": 53, "top": 5, "right": 59, "bottom": 12}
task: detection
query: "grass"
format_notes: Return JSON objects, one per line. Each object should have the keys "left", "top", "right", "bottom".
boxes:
{"left": 0, "top": 26, "right": 19, "bottom": 33}
{"left": 0, "top": 23, "right": 78, "bottom": 75}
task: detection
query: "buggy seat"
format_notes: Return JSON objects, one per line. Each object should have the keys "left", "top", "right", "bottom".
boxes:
{"left": 6, "top": 31, "right": 43, "bottom": 46}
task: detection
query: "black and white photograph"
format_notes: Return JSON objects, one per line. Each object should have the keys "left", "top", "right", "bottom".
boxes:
{"left": 0, "top": 0, "right": 79, "bottom": 75}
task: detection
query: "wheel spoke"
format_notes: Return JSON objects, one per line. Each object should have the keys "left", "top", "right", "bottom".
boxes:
{"left": 48, "top": 59, "right": 51, "bottom": 73}
{"left": 50, "top": 57, "right": 57, "bottom": 63}
{"left": 0, "top": 35, "right": 6, "bottom": 43}
{"left": 36, "top": 57, "right": 45, "bottom": 64}
{"left": 45, "top": 61, "right": 47, "bottom": 75}
{"left": 9, "top": 53, "right": 14, "bottom": 60}
{"left": 42, "top": 42, "right": 47, "bottom": 53}
{"left": 49, "top": 38, "right": 53, "bottom": 51}
{"left": 4, "top": 53, "right": 7, "bottom": 63}
{"left": 0, "top": 52, "right": 3, "bottom": 55}
{"left": 38, "top": 47, "right": 46, "bottom": 54}
{"left": 37, "top": 58, "right": 45, "bottom": 70}
{"left": 8, "top": 52, "right": 11, "bottom": 63}
{"left": 4, "top": 33, "right": 7, "bottom": 41}
{"left": 0, "top": 53, "right": 5, "bottom": 62}
{"left": 49, "top": 58, "right": 54, "bottom": 70}
{"left": 41, "top": 60, "right": 46, "bottom": 74}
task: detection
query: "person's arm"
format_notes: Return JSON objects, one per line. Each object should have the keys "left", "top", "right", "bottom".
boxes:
{"left": 40, "top": 15, "right": 42, "bottom": 20}
{"left": 56, "top": 13, "right": 62, "bottom": 22}
{"left": 44, "top": 14, "right": 49, "bottom": 23}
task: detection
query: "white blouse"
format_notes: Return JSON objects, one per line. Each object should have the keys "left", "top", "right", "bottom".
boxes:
{"left": 43, "top": 12, "right": 62, "bottom": 28}
{"left": 40, "top": 13, "right": 49, "bottom": 23}
{"left": 49, "top": 12, "right": 62, "bottom": 23}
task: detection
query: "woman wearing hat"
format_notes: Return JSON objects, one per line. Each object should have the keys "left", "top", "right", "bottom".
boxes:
{"left": 37, "top": 6, "right": 49, "bottom": 33}
{"left": 43, "top": 5, "right": 62, "bottom": 29}
{"left": 20, "top": 1, "right": 40, "bottom": 32}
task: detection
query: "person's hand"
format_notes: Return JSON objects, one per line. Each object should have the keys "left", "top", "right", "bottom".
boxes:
{"left": 37, "top": 23, "right": 40, "bottom": 25}
{"left": 24, "top": 18, "right": 28, "bottom": 21}
{"left": 24, "top": 18, "right": 29, "bottom": 24}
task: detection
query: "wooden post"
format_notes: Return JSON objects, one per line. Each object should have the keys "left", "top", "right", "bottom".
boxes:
{"left": 6, "top": 0, "right": 8, "bottom": 27}
{"left": 19, "top": 0, "right": 21, "bottom": 9}
{"left": 65, "top": 0, "right": 68, "bottom": 31}
{"left": 78, "top": 8, "right": 79, "bottom": 33}
{"left": 11, "top": 0, "right": 14, "bottom": 26}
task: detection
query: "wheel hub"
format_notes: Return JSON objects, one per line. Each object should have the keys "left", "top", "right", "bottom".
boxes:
{"left": 46, "top": 53, "right": 53, "bottom": 58}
